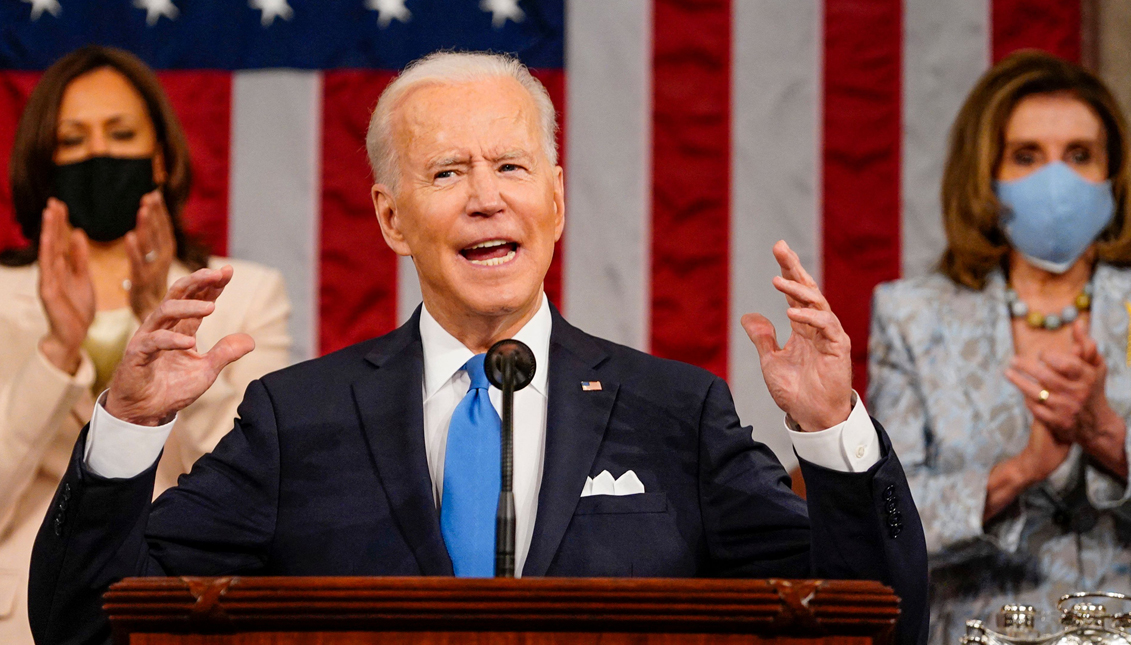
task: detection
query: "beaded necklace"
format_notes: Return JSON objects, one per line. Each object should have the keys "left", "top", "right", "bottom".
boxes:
{"left": 1005, "top": 283, "right": 1092, "bottom": 330}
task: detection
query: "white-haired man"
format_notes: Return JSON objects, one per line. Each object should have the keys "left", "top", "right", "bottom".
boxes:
{"left": 29, "top": 52, "right": 928, "bottom": 645}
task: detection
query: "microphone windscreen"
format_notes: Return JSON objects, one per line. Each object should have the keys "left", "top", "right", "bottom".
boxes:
{"left": 485, "top": 339, "right": 536, "bottom": 391}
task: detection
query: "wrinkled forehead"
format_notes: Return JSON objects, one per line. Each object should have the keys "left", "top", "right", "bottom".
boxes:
{"left": 391, "top": 77, "right": 544, "bottom": 158}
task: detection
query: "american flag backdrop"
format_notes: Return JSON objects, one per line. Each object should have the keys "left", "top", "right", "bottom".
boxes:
{"left": 0, "top": 0, "right": 1091, "bottom": 468}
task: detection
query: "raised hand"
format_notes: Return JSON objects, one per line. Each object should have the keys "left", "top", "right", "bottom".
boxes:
{"left": 105, "top": 266, "right": 255, "bottom": 426}
{"left": 37, "top": 198, "right": 95, "bottom": 375}
{"left": 741, "top": 240, "right": 853, "bottom": 432}
{"left": 124, "top": 189, "right": 175, "bottom": 322}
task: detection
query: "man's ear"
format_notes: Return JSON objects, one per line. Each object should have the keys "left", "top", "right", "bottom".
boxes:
{"left": 372, "top": 183, "right": 412, "bottom": 257}
{"left": 552, "top": 165, "right": 565, "bottom": 242}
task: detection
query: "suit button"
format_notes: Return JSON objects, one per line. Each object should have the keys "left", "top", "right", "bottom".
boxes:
{"left": 884, "top": 498, "right": 897, "bottom": 514}
{"left": 53, "top": 515, "right": 63, "bottom": 536}
{"left": 62, "top": 483, "right": 72, "bottom": 501}
{"left": 889, "top": 525, "right": 902, "bottom": 538}
{"left": 883, "top": 484, "right": 896, "bottom": 500}
{"left": 57, "top": 498, "right": 68, "bottom": 512}
{"left": 888, "top": 511, "right": 902, "bottom": 527}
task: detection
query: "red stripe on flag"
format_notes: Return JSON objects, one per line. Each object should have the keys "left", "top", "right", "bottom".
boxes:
{"left": 0, "top": 72, "right": 41, "bottom": 252}
{"left": 531, "top": 69, "right": 566, "bottom": 313}
{"left": 158, "top": 71, "right": 231, "bottom": 257}
{"left": 320, "top": 70, "right": 399, "bottom": 356}
{"left": 823, "top": 0, "right": 903, "bottom": 394}
{"left": 651, "top": 0, "right": 732, "bottom": 379}
{"left": 992, "top": 0, "right": 1082, "bottom": 63}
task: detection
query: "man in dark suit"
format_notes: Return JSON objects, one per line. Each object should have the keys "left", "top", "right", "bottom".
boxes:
{"left": 29, "top": 51, "right": 928, "bottom": 645}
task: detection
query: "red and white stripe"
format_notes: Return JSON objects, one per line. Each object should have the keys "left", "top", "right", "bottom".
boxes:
{"left": 0, "top": 0, "right": 1085, "bottom": 467}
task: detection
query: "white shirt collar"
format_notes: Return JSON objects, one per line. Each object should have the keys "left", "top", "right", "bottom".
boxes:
{"left": 419, "top": 295, "right": 552, "bottom": 400}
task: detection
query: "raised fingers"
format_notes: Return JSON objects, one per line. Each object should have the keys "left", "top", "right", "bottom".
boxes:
{"left": 140, "top": 298, "right": 216, "bottom": 333}
{"left": 772, "top": 275, "right": 830, "bottom": 311}
{"left": 772, "top": 240, "right": 819, "bottom": 289}
{"left": 740, "top": 312, "right": 780, "bottom": 358}
{"left": 135, "top": 329, "right": 198, "bottom": 356}
{"left": 785, "top": 307, "right": 848, "bottom": 345}
{"left": 204, "top": 333, "right": 256, "bottom": 374}
{"left": 165, "top": 265, "right": 234, "bottom": 302}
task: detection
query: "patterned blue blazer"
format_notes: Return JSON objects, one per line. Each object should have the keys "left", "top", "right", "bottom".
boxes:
{"left": 869, "top": 264, "right": 1131, "bottom": 645}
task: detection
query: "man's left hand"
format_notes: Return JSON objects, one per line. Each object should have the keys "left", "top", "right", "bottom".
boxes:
{"left": 741, "top": 240, "right": 853, "bottom": 433}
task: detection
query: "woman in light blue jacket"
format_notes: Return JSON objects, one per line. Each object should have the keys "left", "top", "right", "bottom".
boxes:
{"left": 870, "top": 51, "right": 1131, "bottom": 645}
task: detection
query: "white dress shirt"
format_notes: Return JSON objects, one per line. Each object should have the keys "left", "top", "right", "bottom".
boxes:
{"left": 418, "top": 295, "right": 552, "bottom": 576}
{"left": 85, "top": 292, "right": 880, "bottom": 576}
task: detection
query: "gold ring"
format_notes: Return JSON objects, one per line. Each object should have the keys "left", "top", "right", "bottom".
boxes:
{"left": 1038, "top": 389, "right": 1050, "bottom": 403}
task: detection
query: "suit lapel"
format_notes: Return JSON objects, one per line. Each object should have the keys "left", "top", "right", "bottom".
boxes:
{"left": 523, "top": 310, "right": 618, "bottom": 576}
{"left": 352, "top": 310, "right": 453, "bottom": 576}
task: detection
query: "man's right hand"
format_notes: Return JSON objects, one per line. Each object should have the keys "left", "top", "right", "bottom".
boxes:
{"left": 105, "top": 266, "right": 255, "bottom": 426}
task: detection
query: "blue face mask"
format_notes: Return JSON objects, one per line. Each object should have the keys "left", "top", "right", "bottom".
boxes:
{"left": 994, "top": 161, "right": 1114, "bottom": 274}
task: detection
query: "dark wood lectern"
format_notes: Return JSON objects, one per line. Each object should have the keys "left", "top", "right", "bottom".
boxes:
{"left": 104, "top": 577, "right": 899, "bottom": 645}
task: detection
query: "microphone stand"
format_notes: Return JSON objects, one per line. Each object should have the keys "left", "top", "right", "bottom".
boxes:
{"left": 495, "top": 359, "right": 516, "bottom": 578}
{"left": 486, "top": 338, "right": 534, "bottom": 579}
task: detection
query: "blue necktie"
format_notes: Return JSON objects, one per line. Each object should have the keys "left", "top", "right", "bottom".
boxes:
{"left": 440, "top": 353, "right": 501, "bottom": 577}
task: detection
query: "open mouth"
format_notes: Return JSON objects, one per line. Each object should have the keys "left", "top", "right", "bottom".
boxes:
{"left": 460, "top": 239, "right": 518, "bottom": 266}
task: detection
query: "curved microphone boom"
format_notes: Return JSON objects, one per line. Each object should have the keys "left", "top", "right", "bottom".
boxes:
{"left": 484, "top": 339, "right": 536, "bottom": 578}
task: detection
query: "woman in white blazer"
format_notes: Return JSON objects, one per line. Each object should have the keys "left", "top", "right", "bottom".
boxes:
{"left": 0, "top": 46, "right": 291, "bottom": 643}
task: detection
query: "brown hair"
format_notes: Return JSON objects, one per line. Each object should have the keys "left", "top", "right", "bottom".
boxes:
{"left": 938, "top": 50, "right": 1131, "bottom": 289}
{"left": 0, "top": 45, "right": 208, "bottom": 269}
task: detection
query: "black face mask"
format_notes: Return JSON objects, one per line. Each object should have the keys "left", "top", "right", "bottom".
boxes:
{"left": 53, "top": 156, "right": 156, "bottom": 242}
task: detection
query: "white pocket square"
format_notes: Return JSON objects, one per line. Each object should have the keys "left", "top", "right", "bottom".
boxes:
{"left": 581, "top": 470, "right": 646, "bottom": 497}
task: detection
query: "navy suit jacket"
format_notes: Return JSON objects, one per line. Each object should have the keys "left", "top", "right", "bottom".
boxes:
{"left": 29, "top": 307, "right": 928, "bottom": 645}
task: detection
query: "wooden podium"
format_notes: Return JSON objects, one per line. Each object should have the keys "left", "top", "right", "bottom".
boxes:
{"left": 103, "top": 577, "right": 899, "bottom": 645}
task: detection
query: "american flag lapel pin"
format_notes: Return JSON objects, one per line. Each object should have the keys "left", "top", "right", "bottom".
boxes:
{"left": 581, "top": 381, "right": 602, "bottom": 392}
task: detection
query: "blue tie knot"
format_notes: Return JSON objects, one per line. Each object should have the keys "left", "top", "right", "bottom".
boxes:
{"left": 463, "top": 353, "right": 490, "bottom": 391}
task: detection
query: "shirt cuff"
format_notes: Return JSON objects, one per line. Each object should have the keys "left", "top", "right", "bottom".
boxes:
{"left": 785, "top": 391, "right": 880, "bottom": 473}
{"left": 84, "top": 390, "right": 176, "bottom": 479}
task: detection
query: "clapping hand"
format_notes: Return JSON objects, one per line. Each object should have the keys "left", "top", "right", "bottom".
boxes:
{"left": 124, "top": 189, "right": 175, "bottom": 322}
{"left": 105, "top": 266, "right": 255, "bottom": 426}
{"left": 741, "top": 240, "right": 853, "bottom": 432}
{"left": 1006, "top": 319, "right": 1127, "bottom": 477}
{"left": 37, "top": 198, "right": 95, "bottom": 375}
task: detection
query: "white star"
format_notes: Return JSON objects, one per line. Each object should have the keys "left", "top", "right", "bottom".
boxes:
{"left": 22, "top": 0, "right": 61, "bottom": 20}
{"left": 366, "top": 0, "right": 410, "bottom": 28}
{"left": 134, "top": 0, "right": 179, "bottom": 25}
{"left": 480, "top": 0, "right": 524, "bottom": 28}
{"left": 249, "top": 0, "right": 293, "bottom": 26}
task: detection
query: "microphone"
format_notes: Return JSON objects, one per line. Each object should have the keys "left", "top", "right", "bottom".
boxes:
{"left": 484, "top": 339, "right": 536, "bottom": 578}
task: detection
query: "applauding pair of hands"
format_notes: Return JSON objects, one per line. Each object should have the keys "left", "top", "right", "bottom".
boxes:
{"left": 106, "top": 240, "right": 854, "bottom": 439}
{"left": 1005, "top": 322, "right": 1127, "bottom": 485}
{"left": 37, "top": 191, "right": 177, "bottom": 375}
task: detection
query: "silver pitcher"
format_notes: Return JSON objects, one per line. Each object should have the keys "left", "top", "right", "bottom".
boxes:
{"left": 962, "top": 593, "right": 1131, "bottom": 645}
